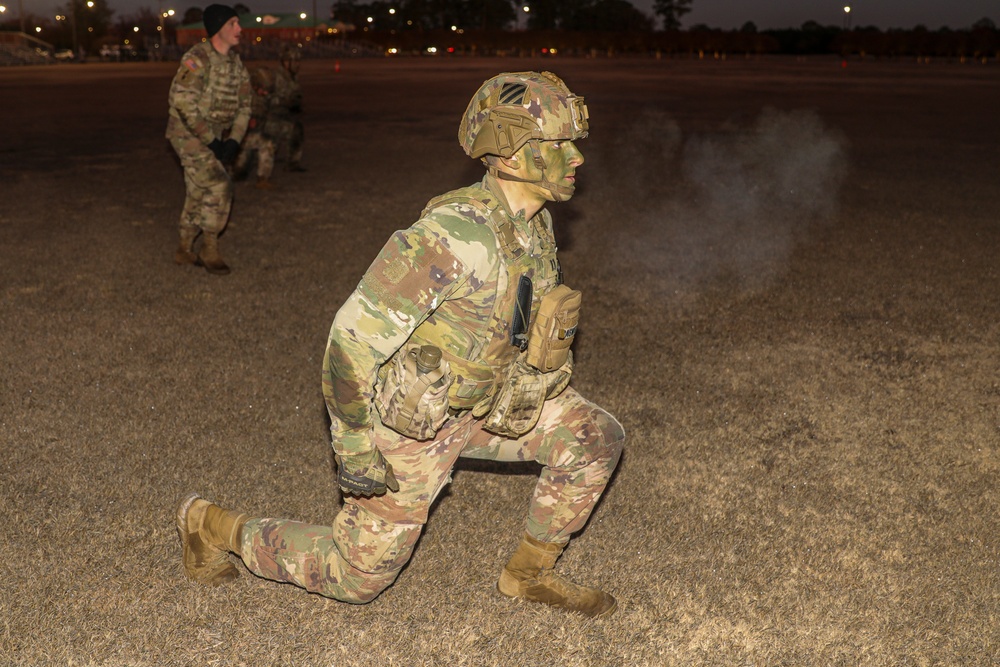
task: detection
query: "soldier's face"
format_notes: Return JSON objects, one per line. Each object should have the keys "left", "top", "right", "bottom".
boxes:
{"left": 519, "top": 139, "right": 585, "bottom": 202}
{"left": 217, "top": 17, "right": 241, "bottom": 47}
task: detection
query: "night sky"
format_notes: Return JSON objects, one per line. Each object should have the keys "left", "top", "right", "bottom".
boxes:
{"left": 13, "top": 0, "right": 998, "bottom": 31}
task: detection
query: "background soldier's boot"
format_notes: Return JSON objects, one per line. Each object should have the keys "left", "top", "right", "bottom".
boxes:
{"left": 174, "top": 226, "right": 199, "bottom": 265}
{"left": 195, "top": 232, "right": 230, "bottom": 275}
{"left": 497, "top": 533, "right": 617, "bottom": 618}
{"left": 176, "top": 493, "right": 248, "bottom": 586}
{"left": 287, "top": 161, "right": 306, "bottom": 173}
{"left": 254, "top": 177, "right": 274, "bottom": 190}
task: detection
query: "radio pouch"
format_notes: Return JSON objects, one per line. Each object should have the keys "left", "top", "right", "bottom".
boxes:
{"left": 526, "top": 284, "right": 581, "bottom": 372}
{"left": 375, "top": 345, "right": 452, "bottom": 440}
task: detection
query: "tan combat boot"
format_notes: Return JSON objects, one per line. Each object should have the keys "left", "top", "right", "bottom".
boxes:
{"left": 497, "top": 533, "right": 617, "bottom": 618}
{"left": 176, "top": 493, "right": 248, "bottom": 586}
{"left": 174, "top": 226, "right": 199, "bottom": 265}
{"left": 195, "top": 232, "right": 230, "bottom": 275}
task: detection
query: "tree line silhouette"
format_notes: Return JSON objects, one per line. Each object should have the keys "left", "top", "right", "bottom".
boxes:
{"left": 4, "top": 0, "right": 996, "bottom": 60}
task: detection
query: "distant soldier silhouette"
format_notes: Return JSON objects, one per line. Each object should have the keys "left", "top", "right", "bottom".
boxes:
{"left": 233, "top": 65, "right": 278, "bottom": 189}
{"left": 234, "top": 45, "right": 305, "bottom": 189}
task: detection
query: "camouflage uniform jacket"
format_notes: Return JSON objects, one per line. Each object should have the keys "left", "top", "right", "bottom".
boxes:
{"left": 269, "top": 67, "right": 303, "bottom": 120}
{"left": 246, "top": 65, "right": 276, "bottom": 132}
{"left": 166, "top": 41, "right": 251, "bottom": 145}
{"left": 323, "top": 174, "right": 565, "bottom": 458}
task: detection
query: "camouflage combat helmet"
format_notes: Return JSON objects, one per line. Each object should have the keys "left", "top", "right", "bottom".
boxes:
{"left": 459, "top": 71, "right": 589, "bottom": 161}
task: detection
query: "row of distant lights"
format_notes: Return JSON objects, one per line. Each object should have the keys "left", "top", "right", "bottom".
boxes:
{"left": 12, "top": 4, "right": 535, "bottom": 40}
{"left": 23, "top": 2, "right": 179, "bottom": 36}
{"left": 387, "top": 45, "right": 557, "bottom": 54}
{"left": 368, "top": 4, "right": 529, "bottom": 26}
{"left": 378, "top": 4, "right": 531, "bottom": 53}
{"left": 257, "top": 12, "right": 310, "bottom": 22}
{"left": 25, "top": 0, "right": 94, "bottom": 32}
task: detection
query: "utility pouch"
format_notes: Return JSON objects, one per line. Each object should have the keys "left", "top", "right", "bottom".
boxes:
{"left": 480, "top": 357, "right": 547, "bottom": 438}
{"left": 526, "top": 284, "right": 581, "bottom": 372}
{"left": 375, "top": 344, "right": 452, "bottom": 440}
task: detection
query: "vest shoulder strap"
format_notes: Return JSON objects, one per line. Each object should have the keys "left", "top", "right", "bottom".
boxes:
{"left": 421, "top": 186, "right": 524, "bottom": 261}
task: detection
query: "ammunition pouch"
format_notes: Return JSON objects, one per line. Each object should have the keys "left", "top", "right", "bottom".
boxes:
{"left": 474, "top": 356, "right": 547, "bottom": 438}
{"left": 542, "top": 350, "right": 573, "bottom": 399}
{"left": 526, "top": 284, "right": 581, "bottom": 372}
{"left": 375, "top": 344, "right": 452, "bottom": 440}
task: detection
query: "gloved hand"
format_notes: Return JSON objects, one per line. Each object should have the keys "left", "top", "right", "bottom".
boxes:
{"left": 220, "top": 138, "right": 241, "bottom": 165}
{"left": 207, "top": 138, "right": 225, "bottom": 161}
{"left": 336, "top": 448, "right": 399, "bottom": 497}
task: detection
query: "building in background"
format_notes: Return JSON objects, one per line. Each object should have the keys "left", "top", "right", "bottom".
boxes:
{"left": 176, "top": 12, "right": 348, "bottom": 49}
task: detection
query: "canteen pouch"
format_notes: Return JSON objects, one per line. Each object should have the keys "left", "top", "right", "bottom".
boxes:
{"left": 526, "top": 284, "right": 581, "bottom": 372}
{"left": 375, "top": 345, "right": 452, "bottom": 440}
{"left": 479, "top": 356, "right": 547, "bottom": 438}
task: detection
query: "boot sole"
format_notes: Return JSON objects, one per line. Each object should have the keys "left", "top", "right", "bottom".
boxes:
{"left": 497, "top": 571, "right": 618, "bottom": 618}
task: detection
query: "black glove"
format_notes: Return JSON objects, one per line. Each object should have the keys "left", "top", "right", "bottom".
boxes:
{"left": 207, "top": 138, "right": 225, "bottom": 161}
{"left": 220, "top": 138, "right": 241, "bottom": 165}
{"left": 336, "top": 449, "right": 399, "bottom": 497}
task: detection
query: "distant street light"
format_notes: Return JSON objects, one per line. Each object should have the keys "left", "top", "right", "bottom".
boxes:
{"left": 843, "top": 6, "right": 851, "bottom": 30}
{"left": 69, "top": 0, "right": 96, "bottom": 58}
{"left": 159, "top": 6, "right": 175, "bottom": 54}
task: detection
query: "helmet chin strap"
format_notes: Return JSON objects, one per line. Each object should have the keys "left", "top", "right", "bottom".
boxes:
{"left": 488, "top": 140, "right": 575, "bottom": 202}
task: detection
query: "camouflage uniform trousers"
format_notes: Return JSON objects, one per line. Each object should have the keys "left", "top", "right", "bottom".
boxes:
{"left": 234, "top": 129, "right": 276, "bottom": 181}
{"left": 169, "top": 132, "right": 233, "bottom": 235}
{"left": 239, "top": 386, "right": 624, "bottom": 603}
{"left": 265, "top": 115, "right": 304, "bottom": 170}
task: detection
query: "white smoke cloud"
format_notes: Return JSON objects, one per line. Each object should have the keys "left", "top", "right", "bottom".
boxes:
{"left": 588, "top": 107, "right": 848, "bottom": 293}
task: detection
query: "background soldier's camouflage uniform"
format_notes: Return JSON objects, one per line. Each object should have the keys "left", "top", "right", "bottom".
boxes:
{"left": 238, "top": 174, "right": 624, "bottom": 601}
{"left": 234, "top": 66, "right": 277, "bottom": 184}
{"left": 233, "top": 63, "right": 303, "bottom": 184}
{"left": 166, "top": 40, "right": 251, "bottom": 234}
{"left": 266, "top": 65, "right": 304, "bottom": 171}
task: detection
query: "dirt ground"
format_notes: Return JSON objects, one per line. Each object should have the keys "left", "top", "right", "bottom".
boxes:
{"left": 1, "top": 56, "right": 998, "bottom": 666}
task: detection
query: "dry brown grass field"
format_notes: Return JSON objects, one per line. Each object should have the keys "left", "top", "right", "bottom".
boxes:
{"left": 1, "top": 54, "right": 998, "bottom": 666}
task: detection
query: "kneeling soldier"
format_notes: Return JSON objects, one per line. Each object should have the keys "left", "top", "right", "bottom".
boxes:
{"left": 177, "top": 71, "right": 624, "bottom": 617}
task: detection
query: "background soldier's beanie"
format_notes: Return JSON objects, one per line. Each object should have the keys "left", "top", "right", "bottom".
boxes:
{"left": 203, "top": 4, "right": 238, "bottom": 37}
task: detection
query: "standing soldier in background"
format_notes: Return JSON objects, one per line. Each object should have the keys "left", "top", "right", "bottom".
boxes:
{"left": 268, "top": 45, "right": 306, "bottom": 174}
{"left": 234, "top": 46, "right": 304, "bottom": 189}
{"left": 176, "top": 72, "right": 624, "bottom": 617}
{"left": 166, "top": 4, "right": 251, "bottom": 275}
{"left": 233, "top": 65, "right": 278, "bottom": 190}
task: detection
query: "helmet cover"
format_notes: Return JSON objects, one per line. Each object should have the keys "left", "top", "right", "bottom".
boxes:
{"left": 459, "top": 71, "right": 589, "bottom": 159}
